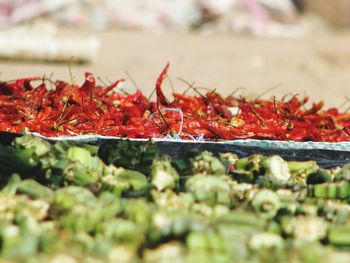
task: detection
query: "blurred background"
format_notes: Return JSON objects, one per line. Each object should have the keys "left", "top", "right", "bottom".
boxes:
{"left": 0, "top": 0, "right": 350, "bottom": 107}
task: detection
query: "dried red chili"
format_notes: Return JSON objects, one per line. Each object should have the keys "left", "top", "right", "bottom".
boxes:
{"left": 0, "top": 65, "right": 349, "bottom": 142}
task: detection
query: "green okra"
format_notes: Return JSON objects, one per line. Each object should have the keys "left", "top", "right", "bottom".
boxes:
{"left": 50, "top": 186, "right": 97, "bottom": 218}
{"left": 279, "top": 216, "right": 293, "bottom": 235}
{"left": 328, "top": 183, "right": 338, "bottom": 199}
{"left": 307, "top": 185, "right": 315, "bottom": 197}
{"left": 67, "top": 147, "right": 92, "bottom": 168}
{"left": 311, "top": 181, "right": 350, "bottom": 199}
{"left": 231, "top": 169, "right": 256, "bottom": 183}
{"left": 267, "top": 221, "right": 282, "bottom": 235}
{"left": 288, "top": 160, "right": 319, "bottom": 186}
{"left": 186, "top": 232, "right": 209, "bottom": 250}
{"left": 0, "top": 135, "right": 350, "bottom": 262}
{"left": 1, "top": 173, "right": 21, "bottom": 195}
{"left": 68, "top": 232, "right": 96, "bottom": 254}
{"left": 106, "top": 245, "right": 140, "bottom": 263}
{"left": 314, "top": 183, "right": 329, "bottom": 198}
{"left": 335, "top": 163, "right": 350, "bottom": 181}
{"left": 144, "top": 242, "right": 185, "bottom": 263}
{"left": 191, "top": 151, "right": 226, "bottom": 176}
{"left": 232, "top": 155, "right": 264, "bottom": 183}
{"left": 103, "top": 164, "right": 120, "bottom": 176}
{"left": 171, "top": 214, "right": 191, "bottom": 236}
{"left": 103, "top": 219, "right": 145, "bottom": 245}
{"left": 0, "top": 216, "right": 41, "bottom": 258}
{"left": 219, "top": 152, "right": 239, "bottom": 173}
{"left": 215, "top": 210, "right": 266, "bottom": 231}
{"left": 337, "top": 181, "right": 350, "bottom": 199}
{"left": 98, "top": 140, "right": 158, "bottom": 174}
{"left": 235, "top": 154, "right": 263, "bottom": 172}
{"left": 248, "top": 232, "right": 284, "bottom": 251}
{"left": 295, "top": 204, "right": 318, "bottom": 217}
{"left": 14, "top": 135, "right": 52, "bottom": 158}
{"left": 0, "top": 146, "right": 40, "bottom": 176}
{"left": 151, "top": 189, "right": 192, "bottom": 212}
{"left": 53, "top": 140, "right": 81, "bottom": 156}
{"left": 252, "top": 189, "right": 280, "bottom": 219}
{"left": 16, "top": 179, "right": 53, "bottom": 201}
{"left": 282, "top": 214, "right": 328, "bottom": 240}
{"left": 307, "top": 169, "right": 333, "bottom": 185}
{"left": 60, "top": 209, "right": 101, "bottom": 233}
{"left": 64, "top": 161, "right": 100, "bottom": 186}
{"left": 89, "top": 156, "right": 106, "bottom": 174}
{"left": 288, "top": 160, "right": 318, "bottom": 171}
{"left": 101, "top": 175, "right": 129, "bottom": 197}
{"left": 291, "top": 216, "right": 327, "bottom": 242}
{"left": 117, "top": 170, "right": 150, "bottom": 197}
{"left": 123, "top": 199, "right": 154, "bottom": 230}
{"left": 150, "top": 211, "right": 188, "bottom": 240}
{"left": 150, "top": 157, "right": 179, "bottom": 191}
{"left": 38, "top": 231, "right": 61, "bottom": 254}
{"left": 328, "top": 225, "right": 350, "bottom": 246}
{"left": 318, "top": 200, "right": 350, "bottom": 223}
{"left": 263, "top": 156, "right": 291, "bottom": 186}
{"left": 102, "top": 169, "right": 149, "bottom": 197}
{"left": 185, "top": 174, "right": 231, "bottom": 206}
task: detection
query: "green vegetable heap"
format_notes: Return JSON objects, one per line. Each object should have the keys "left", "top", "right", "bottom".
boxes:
{"left": 0, "top": 136, "right": 349, "bottom": 263}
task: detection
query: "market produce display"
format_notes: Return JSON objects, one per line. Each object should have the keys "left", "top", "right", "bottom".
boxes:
{"left": 0, "top": 64, "right": 349, "bottom": 142}
{"left": 0, "top": 135, "right": 349, "bottom": 262}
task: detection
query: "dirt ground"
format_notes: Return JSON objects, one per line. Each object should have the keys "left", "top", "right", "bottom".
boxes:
{"left": 1, "top": 29, "right": 350, "bottom": 108}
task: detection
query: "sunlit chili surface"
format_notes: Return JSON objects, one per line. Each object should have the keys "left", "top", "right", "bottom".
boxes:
{"left": 0, "top": 64, "right": 349, "bottom": 142}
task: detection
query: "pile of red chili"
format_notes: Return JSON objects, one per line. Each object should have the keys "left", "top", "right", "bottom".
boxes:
{"left": 0, "top": 64, "right": 349, "bottom": 142}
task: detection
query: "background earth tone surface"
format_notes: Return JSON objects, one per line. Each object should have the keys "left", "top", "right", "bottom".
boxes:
{"left": 1, "top": 29, "right": 350, "bottom": 108}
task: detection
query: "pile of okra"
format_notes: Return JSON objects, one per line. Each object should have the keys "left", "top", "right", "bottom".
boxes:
{"left": 0, "top": 135, "right": 349, "bottom": 263}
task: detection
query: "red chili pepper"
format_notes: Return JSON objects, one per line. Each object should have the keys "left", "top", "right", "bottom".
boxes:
{"left": 0, "top": 68, "right": 349, "bottom": 142}
{"left": 97, "top": 79, "right": 125, "bottom": 97}
{"left": 80, "top": 72, "right": 97, "bottom": 95}
{"left": 155, "top": 63, "right": 171, "bottom": 106}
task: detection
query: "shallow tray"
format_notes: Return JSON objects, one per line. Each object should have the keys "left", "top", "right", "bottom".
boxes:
{"left": 20, "top": 133, "right": 350, "bottom": 169}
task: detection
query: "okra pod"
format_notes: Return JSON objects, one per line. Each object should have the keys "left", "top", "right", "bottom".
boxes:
{"left": 252, "top": 189, "right": 280, "bottom": 219}
{"left": 17, "top": 179, "right": 53, "bottom": 201}
{"left": 328, "top": 225, "right": 350, "bottom": 246}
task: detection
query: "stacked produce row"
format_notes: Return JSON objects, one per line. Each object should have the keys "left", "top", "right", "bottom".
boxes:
{"left": 0, "top": 135, "right": 349, "bottom": 262}
{"left": 0, "top": 64, "right": 349, "bottom": 141}
{"left": 0, "top": 65, "right": 349, "bottom": 262}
